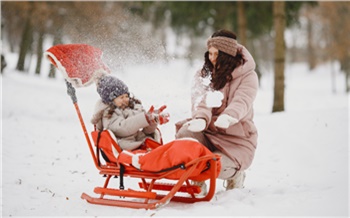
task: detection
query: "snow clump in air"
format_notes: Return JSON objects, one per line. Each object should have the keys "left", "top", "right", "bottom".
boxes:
{"left": 205, "top": 90, "right": 223, "bottom": 108}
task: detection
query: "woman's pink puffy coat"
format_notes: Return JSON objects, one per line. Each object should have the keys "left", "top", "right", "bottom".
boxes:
{"left": 191, "top": 45, "right": 259, "bottom": 171}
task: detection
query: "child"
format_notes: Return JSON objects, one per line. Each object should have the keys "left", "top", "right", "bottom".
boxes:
{"left": 91, "top": 75, "right": 169, "bottom": 151}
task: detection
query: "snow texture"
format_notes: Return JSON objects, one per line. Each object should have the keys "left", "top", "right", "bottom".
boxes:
{"left": 192, "top": 73, "right": 212, "bottom": 110}
{"left": 192, "top": 71, "right": 224, "bottom": 109}
{"left": 205, "top": 90, "right": 224, "bottom": 108}
{"left": 1, "top": 52, "right": 349, "bottom": 217}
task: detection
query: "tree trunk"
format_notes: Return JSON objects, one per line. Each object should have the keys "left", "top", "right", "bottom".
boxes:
{"left": 16, "top": 12, "right": 33, "bottom": 72}
{"left": 272, "top": 1, "right": 286, "bottom": 113}
{"left": 35, "top": 30, "right": 44, "bottom": 75}
{"left": 307, "top": 16, "right": 316, "bottom": 70}
{"left": 346, "top": 71, "right": 350, "bottom": 93}
{"left": 48, "top": 20, "right": 63, "bottom": 78}
{"left": 237, "top": 1, "right": 247, "bottom": 46}
{"left": 341, "top": 56, "right": 350, "bottom": 92}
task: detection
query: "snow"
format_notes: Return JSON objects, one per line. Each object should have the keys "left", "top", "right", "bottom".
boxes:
{"left": 1, "top": 52, "right": 349, "bottom": 217}
{"left": 205, "top": 91, "right": 224, "bottom": 108}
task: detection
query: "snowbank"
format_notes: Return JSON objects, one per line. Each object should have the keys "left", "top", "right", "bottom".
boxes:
{"left": 1, "top": 56, "right": 349, "bottom": 217}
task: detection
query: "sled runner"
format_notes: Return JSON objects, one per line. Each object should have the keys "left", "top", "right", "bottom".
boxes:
{"left": 45, "top": 44, "right": 221, "bottom": 209}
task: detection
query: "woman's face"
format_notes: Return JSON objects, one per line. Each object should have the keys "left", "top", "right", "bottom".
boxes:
{"left": 113, "top": 93, "right": 129, "bottom": 109}
{"left": 208, "top": 46, "right": 219, "bottom": 67}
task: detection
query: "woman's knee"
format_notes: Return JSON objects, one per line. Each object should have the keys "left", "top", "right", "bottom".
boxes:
{"left": 215, "top": 151, "right": 238, "bottom": 180}
{"left": 175, "top": 125, "right": 193, "bottom": 139}
{"left": 175, "top": 125, "right": 209, "bottom": 147}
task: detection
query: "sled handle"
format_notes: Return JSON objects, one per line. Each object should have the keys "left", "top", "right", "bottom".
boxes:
{"left": 66, "top": 80, "right": 77, "bottom": 103}
{"left": 65, "top": 80, "right": 99, "bottom": 168}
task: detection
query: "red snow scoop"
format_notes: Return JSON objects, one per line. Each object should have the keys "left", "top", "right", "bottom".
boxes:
{"left": 44, "top": 44, "right": 110, "bottom": 87}
{"left": 45, "top": 44, "right": 221, "bottom": 209}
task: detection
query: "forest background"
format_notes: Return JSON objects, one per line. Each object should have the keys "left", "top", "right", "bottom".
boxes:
{"left": 1, "top": 1, "right": 350, "bottom": 113}
{"left": 1, "top": 2, "right": 350, "bottom": 217}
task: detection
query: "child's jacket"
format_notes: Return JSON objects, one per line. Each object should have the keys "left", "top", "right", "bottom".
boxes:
{"left": 91, "top": 99, "right": 157, "bottom": 150}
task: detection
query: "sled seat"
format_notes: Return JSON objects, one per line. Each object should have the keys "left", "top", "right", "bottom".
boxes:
{"left": 81, "top": 129, "right": 221, "bottom": 210}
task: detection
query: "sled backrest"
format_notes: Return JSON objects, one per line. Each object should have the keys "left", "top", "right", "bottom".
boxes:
{"left": 91, "top": 130, "right": 122, "bottom": 164}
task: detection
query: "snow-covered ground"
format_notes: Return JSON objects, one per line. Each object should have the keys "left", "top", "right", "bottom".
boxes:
{"left": 1, "top": 53, "right": 349, "bottom": 217}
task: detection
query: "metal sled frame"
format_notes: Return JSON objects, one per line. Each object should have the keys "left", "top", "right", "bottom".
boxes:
{"left": 65, "top": 81, "right": 219, "bottom": 210}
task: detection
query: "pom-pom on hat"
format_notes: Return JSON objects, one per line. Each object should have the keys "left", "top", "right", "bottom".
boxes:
{"left": 97, "top": 75, "right": 129, "bottom": 104}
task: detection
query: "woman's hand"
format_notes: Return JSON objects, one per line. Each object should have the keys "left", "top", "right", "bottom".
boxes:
{"left": 185, "top": 118, "right": 206, "bottom": 132}
{"left": 214, "top": 114, "right": 238, "bottom": 129}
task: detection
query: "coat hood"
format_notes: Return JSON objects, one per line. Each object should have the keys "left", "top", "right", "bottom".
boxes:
{"left": 232, "top": 45, "right": 256, "bottom": 80}
{"left": 91, "top": 99, "right": 109, "bottom": 125}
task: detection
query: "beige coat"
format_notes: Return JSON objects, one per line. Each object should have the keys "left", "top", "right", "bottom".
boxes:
{"left": 191, "top": 46, "right": 259, "bottom": 170}
{"left": 91, "top": 99, "right": 157, "bottom": 150}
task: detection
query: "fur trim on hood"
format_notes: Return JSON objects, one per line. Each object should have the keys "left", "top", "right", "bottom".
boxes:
{"left": 91, "top": 99, "right": 109, "bottom": 125}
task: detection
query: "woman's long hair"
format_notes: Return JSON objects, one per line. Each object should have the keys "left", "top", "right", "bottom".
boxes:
{"left": 201, "top": 30, "right": 245, "bottom": 90}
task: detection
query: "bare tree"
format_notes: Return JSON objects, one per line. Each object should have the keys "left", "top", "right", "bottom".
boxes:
{"left": 319, "top": 2, "right": 350, "bottom": 92}
{"left": 33, "top": 2, "right": 50, "bottom": 76}
{"left": 300, "top": 4, "right": 317, "bottom": 70}
{"left": 272, "top": 1, "right": 286, "bottom": 112}
{"left": 237, "top": 1, "right": 247, "bottom": 46}
{"left": 16, "top": 2, "right": 34, "bottom": 72}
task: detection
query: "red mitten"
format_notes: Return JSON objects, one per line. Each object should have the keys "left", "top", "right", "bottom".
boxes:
{"left": 155, "top": 105, "right": 170, "bottom": 125}
{"left": 155, "top": 105, "right": 167, "bottom": 113}
{"left": 145, "top": 105, "right": 170, "bottom": 125}
{"left": 158, "top": 112, "right": 170, "bottom": 124}
{"left": 145, "top": 105, "right": 157, "bottom": 124}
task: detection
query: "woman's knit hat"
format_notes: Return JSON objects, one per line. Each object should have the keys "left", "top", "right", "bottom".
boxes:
{"left": 97, "top": 75, "right": 129, "bottom": 104}
{"left": 207, "top": 36, "right": 238, "bottom": 57}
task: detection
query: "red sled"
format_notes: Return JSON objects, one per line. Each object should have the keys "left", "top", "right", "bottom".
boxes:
{"left": 45, "top": 44, "right": 221, "bottom": 209}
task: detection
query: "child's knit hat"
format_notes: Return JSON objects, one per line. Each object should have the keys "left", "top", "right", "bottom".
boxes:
{"left": 97, "top": 75, "right": 129, "bottom": 104}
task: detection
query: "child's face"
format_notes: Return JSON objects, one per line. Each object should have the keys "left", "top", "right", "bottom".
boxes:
{"left": 113, "top": 93, "right": 129, "bottom": 109}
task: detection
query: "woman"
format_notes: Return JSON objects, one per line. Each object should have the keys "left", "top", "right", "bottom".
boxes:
{"left": 91, "top": 75, "right": 169, "bottom": 150}
{"left": 175, "top": 29, "right": 259, "bottom": 191}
